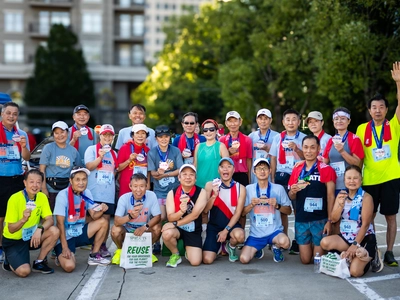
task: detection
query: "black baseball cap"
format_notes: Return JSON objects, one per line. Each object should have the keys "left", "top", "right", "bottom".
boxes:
{"left": 73, "top": 104, "right": 89, "bottom": 114}
{"left": 155, "top": 125, "right": 170, "bottom": 137}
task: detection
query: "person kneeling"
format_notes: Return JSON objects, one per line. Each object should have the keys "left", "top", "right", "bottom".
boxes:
{"left": 54, "top": 167, "right": 110, "bottom": 272}
{"left": 2, "top": 169, "right": 59, "bottom": 277}
{"left": 240, "top": 159, "right": 292, "bottom": 264}
{"left": 111, "top": 173, "right": 161, "bottom": 265}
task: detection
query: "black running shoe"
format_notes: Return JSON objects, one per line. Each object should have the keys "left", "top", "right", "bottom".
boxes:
{"left": 32, "top": 261, "right": 54, "bottom": 274}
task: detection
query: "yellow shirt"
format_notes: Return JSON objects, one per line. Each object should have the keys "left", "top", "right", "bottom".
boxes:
{"left": 4, "top": 191, "right": 52, "bottom": 240}
{"left": 356, "top": 116, "right": 400, "bottom": 185}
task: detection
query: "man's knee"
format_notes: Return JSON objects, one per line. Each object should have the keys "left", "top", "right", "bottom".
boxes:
{"left": 240, "top": 254, "right": 250, "bottom": 264}
{"left": 14, "top": 264, "right": 31, "bottom": 278}
{"left": 61, "top": 259, "right": 76, "bottom": 273}
{"left": 202, "top": 253, "right": 215, "bottom": 265}
{"left": 111, "top": 225, "right": 123, "bottom": 237}
{"left": 47, "top": 226, "right": 60, "bottom": 240}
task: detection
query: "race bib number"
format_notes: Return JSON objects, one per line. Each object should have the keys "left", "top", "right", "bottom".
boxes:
{"left": 255, "top": 150, "right": 267, "bottom": 160}
{"left": 97, "top": 170, "right": 113, "bottom": 185}
{"left": 282, "top": 156, "right": 294, "bottom": 169}
{"left": 372, "top": 145, "right": 391, "bottom": 162}
{"left": 340, "top": 219, "right": 358, "bottom": 234}
{"left": 304, "top": 197, "right": 323, "bottom": 212}
{"left": 183, "top": 157, "right": 194, "bottom": 165}
{"left": 330, "top": 161, "right": 345, "bottom": 177}
{"left": 22, "top": 224, "right": 37, "bottom": 241}
{"left": 67, "top": 224, "right": 83, "bottom": 237}
{"left": 159, "top": 176, "right": 175, "bottom": 187}
{"left": 134, "top": 166, "right": 147, "bottom": 176}
{"left": 255, "top": 213, "right": 274, "bottom": 227}
{"left": 7, "top": 146, "right": 20, "bottom": 160}
{"left": 179, "top": 221, "right": 195, "bottom": 232}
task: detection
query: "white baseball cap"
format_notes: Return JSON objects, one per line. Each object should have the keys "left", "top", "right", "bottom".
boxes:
{"left": 225, "top": 111, "right": 241, "bottom": 120}
{"left": 131, "top": 124, "right": 148, "bottom": 133}
{"left": 257, "top": 108, "right": 272, "bottom": 118}
{"left": 253, "top": 158, "right": 270, "bottom": 168}
{"left": 179, "top": 164, "right": 196, "bottom": 175}
{"left": 100, "top": 124, "right": 115, "bottom": 135}
{"left": 70, "top": 167, "right": 90, "bottom": 177}
{"left": 52, "top": 121, "right": 68, "bottom": 131}
{"left": 305, "top": 111, "right": 323, "bottom": 123}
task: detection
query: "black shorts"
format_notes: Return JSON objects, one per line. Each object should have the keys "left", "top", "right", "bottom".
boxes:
{"left": 0, "top": 175, "right": 24, "bottom": 217}
{"left": 363, "top": 178, "right": 400, "bottom": 215}
{"left": 54, "top": 223, "right": 95, "bottom": 257}
{"left": 2, "top": 236, "right": 41, "bottom": 270}
{"left": 233, "top": 172, "right": 249, "bottom": 186}
{"left": 203, "top": 223, "right": 242, "bottom": 253}
{"left": 177, "top": 228, "right": 202, "bottom": 249}
{"left": 338, "top": 233, "right": 376, "bottom": 275}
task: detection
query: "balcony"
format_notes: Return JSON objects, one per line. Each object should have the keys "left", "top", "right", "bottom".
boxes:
{"left": 29, "top": 0, "right": 73, "bottom": 8}
{"left": 29, "top": 22, "right": 72, "bottom": 39}
{"left": 114, "top": 28, "right": 144, "bottom": 43}
{"left": 114, "top": 0, "right": 145, "bottom": 13}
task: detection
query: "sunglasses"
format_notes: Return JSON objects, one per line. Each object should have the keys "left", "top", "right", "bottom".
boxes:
{"left": 156, "top": 130, "right": 170, "bottom": 135}
{"left": 183, "top": 122, "right": 195, "bottom": 125}
{"left": 203, "top": 127, "right": 216, "bottom": 133}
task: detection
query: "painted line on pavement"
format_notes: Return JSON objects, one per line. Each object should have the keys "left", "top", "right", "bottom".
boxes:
{"left": 378, "top": 243, "right": 400, "bottom": 249}
{"left": 347, "top": 274, "right": 400, "bottom": 300}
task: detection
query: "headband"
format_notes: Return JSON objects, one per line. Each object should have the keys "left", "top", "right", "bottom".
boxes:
{"left": 332, "top": 111, "right": 350, "bottom": 120}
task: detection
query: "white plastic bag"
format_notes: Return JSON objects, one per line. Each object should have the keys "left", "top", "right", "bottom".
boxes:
{"left": 120, "top": 232, "right": 152, "bottom": 269}
{"left": 320, "top": 252, "right": 350, "bottom": 279}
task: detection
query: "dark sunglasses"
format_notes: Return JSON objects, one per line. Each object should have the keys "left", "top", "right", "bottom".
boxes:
{"left": 156, "top": 129, "right": 170, "bottom": 135}
{"left": 183, "top": 122, "right": 195, "bottom": 125}
{"left": 203, "top": 127, "right": 216, "bottom": 133}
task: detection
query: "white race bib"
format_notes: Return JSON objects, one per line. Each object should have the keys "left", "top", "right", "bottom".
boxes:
{"left": 255, "top": 213, "right": 274, "bottom": 227}
{"left": 330, "top": 161, "right": 346, "bottom": 177}
{"left": 97, "top": 170, "right": 113, "bottom": 185}
{"left": 67, "top": 223, "right": 83, "bottom": 237}
{"left": 7, "top": 146, "right": 20, "bottom": 160}
{"left": 134, "top": 166, "right": 147, "bottom": 176}
{"left": 372, "top": 145, "right": 391, "bottom": 162}
{"left": 282, "top": 156, "right": 294, "bottom": 168}
{"left": 179, "top": 221, "right": 195, "bottom": 232}
{"left": 22, "top": 224, "right": 37, "bottom": 241}
{"left": 340, "top": 219, "right": 358, "bottom": 234}
{"left": 183, "top": 157, "right": 194, "bottom": 165}
{"left": 304, "top": 197, "right": 323, "bottom": 212}
{"left": 159, "top": 176, "right": 175, "bottom": 187}
{"left": 255, "top": 150, "right": 268, "bottom": 160}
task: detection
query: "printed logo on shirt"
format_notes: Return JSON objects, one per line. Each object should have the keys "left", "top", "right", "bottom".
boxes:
{"left": 55, "top": 155, "right": 71, "bottom": 168}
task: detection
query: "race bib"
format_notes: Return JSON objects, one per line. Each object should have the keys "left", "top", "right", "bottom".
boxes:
{"left": 372, "top": 145, "right": 391, "bottom": 162}
{"left": 255, "top": 150, "right": 267, "bottom": 160}
{"left": 67, "top": 223, "right": 83, "bottom": 237}
{"left": 22, "top": 224, "right": 37, "bottom": 241}
{"left": 304, "top": 197, "right": 323, "bottom": 212}
{"left": 159, "top": 176, "right": 175, "bottom": 187}
{"left": 179, "top": 221, "right": 195, "bottom": 232}
{"left": 97, "top": 170, "right": 113, "bottom": 185}
{"left": 255, "top": 213, "right": 274, "bottom": 227}
{"left": 134, "top": 166, "right": 147, "bottom": 176}
{"left": 7, "top": 146, "right": 20, "bottom": 160}
{"left": 282, "top": 156, "right": 294, "bottom": 169}
{"left": 183, "top": 157, "right": 194, "bottom": 165}
{"left": 330, "top": 161, "right": 345, "bottom": 177}
{"left": 340, "top": 219, "right": 358, "bottom": 234}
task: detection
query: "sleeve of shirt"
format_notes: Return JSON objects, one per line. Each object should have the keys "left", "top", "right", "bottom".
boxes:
{"left": 172, "top": 135, "right": 180, "bottom": 147}
{"left": 54, "top": 190, "right": 67, "bottom": 217}
{"left": 4, "top": 194, "right": 19, "bottom": 224}
{"left": 39, "top": 143, "right": 51, "bottom": 165}
{"left": 245, "top": 186, "right": 251, "bottom": 206}
{"left": 246, "top": 136, "right": 253, "bottom": 158}
{"left": 117, "top": 144, "right": 129, "bottom": 165}
{"left": 350, "top": 134, "right": 365, "bottom": 159}
{"left": 276, "top": 184, "right": 291, "bottom": 206}
{"left": 147, "top": 149, "right": 157, "bottom": 171}
{"left": 288, "top": 165, "right": 302, "bottom": 189}
{"left": 39, "top": 193, "right": 53, "bottom": 218}
{"left": 149, "top": 192, "right": 161, "bottom": 216}
{"left": 84, "top": 146, "right": 96, "bottom": 165}
{"left": 85, "top": 189, "right": 94, "bottom": 210}
{"left": 75, "top": 149, "right": 83, "bottom": 167}
{"left": 115, "top": 194, "right": 129, "bottom": 217}
{"left": 269, "top": 135, "right": 279, "bottom": 157}
{"left": 320, "top": 164, "right": 337, "bottom": 184}
{"left": 115, "top": 129, "right": 125, "bottom": 150}
{"left": 174, "top": 147, "right": 184, "bottom": 169}
{"left": 91, "top": 128, "right": 97, "bottom": 144}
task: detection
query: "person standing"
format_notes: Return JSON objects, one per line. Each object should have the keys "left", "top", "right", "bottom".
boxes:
{"left": 305, "top": 111, "right": 331, "bottom": 160}
{"left": 68, "top": 105, "right": 97, "bottom": 166}
{"left": 0, "top": 102, "right": 30, "bottom": 262}
{"left": 355, "top": 62, "right": 400, "bottom": 267}
{"left": 248, "top": 109, "right": 278, "bottom": 184}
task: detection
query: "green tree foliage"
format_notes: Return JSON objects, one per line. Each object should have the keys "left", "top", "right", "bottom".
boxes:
{"left": 133, "top": 0, "right": 400, "bottom": 133}
{"left": 24, "top": 24, "right": 95, "bottom": 121}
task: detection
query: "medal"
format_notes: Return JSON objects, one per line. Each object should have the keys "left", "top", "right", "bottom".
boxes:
{"left": 297, "top": 180, "right": 310, "bottom": 189}
{"left": 26, "top": 200, "right": 36, "bottom": 211}
{"left": 182, "top": 148, "right": 191, "bottom": 158}
{"left": 212, "top": 178, "right": 222, "bottom": 187}
{"left": 136, "top": 153, "right": 145, "bottom": 162}
{"left": 80, "top": 127, "right": 88, "bottom": 135}
{"left": 103, "top": 144, "right": 111, "bottom": 152}
{"left": 12, "top": 134, "right": 21, "bottom": 142}
{"left": 281, "top": 140, "right": 289, "bottom": 148}
{"left": 332, "top": 135, "right": 342, "bottom": 144}
{"left": 159, "top": 161, "right": 169, "bottom": 170}
{"left": 232, "top": 141, "right": 240, "bottom": 149}
{"left": 256, "top": 140, "right": 265, "bottom": 149}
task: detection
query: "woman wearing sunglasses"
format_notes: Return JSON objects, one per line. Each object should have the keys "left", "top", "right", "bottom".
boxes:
{"left": 193, "top": 119, "right": 229, "bottom": 189}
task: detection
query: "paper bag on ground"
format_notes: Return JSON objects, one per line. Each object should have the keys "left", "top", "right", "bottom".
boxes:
{"left": 120, "top": 232, "right": 152, "bottom": 269}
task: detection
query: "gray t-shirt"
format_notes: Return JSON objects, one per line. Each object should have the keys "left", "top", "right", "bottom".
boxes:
{"left": 147, "top": 145, "right": 183, "bottom": 199}
{"left": 115, "top": 191, "right": 161, "bottom": 232}
{"left": 67, "top": 126, "right": 97, "bottom": 166}
{"left": 39, "top": 142, "right": 81, "bottom": 193}
{"left": 245, "top": 183, "right": 291, "bottom": 238}
{"left": 115, "top": 126, "right": 157, "bottom": 150}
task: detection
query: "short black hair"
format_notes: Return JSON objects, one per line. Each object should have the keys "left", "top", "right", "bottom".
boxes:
{"left": 24, "top": 169, "right": 44, "bottom": 181}
{"left": 130, "top": 173, "right": 147, "bottom": 182}
{"left": 1, "top": 102, "right": 19, "bottom": 113}
{"left": 344, "top": 165, "right": 362, "bottom": 176}
{"left": 130, "top": 130, "right": 150, "bottom": 138}
{"left": 129, "top": 104, "right": 146, "bottom": 113}
{"left": 283, "top": 108, "right": 300, "bottom": 118}
{"left": 182, "top": 112, "right": 198, "bottom": 123}
{"left": 367, "top": 93, "right": 389, "bottom": 109}
{"left": 302, "top": 134, "right": 320, "bottom": 146}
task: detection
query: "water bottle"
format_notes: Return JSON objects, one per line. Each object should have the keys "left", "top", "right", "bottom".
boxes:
{"left": 314, "top": 252, "right": 321, "bottom": 273}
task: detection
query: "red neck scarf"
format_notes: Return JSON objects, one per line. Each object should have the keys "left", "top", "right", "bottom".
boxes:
{"left": 174, "top": 185, "right": 196, "bottom": 213}
{"left": 364, "top": 119, "right": 392, "bottom": 147}
{"left": 278, "top": 131, "right": 287, "bottom": 164}
{"left": 222, "top": 132, "right": 245, "bottom": 158}
{"left": 68, "top": 186, "right": 85, "bottom": 218}
{"left": 96, "top": 143, "right": 119, "bottom": 169}
{"left": 0, "top": 123, "right": 22, "bottom": 152}
{"left": 70, "top": 125, "right": 94, "bottom": 150}
{"left": 130, "top": 141, "right": 149, "bottom": 155}
{"left": 213, "top": 182, "right": 238, "bottom": 219}
{"left": 317, "top": 130, "right": 325, "bottom": 141}
{"left": 177, "top": 133, "right": 200, "bottom": 153}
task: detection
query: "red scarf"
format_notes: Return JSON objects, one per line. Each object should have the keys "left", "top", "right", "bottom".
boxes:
{"left": 130, "top": 141, "right": 149, "bottom": 161}
{"left": 70, "top": 125, "right": 94, "bottom": 150}
{"left": 177, "top": 133, "right": 200, "bottom": 153}
{"left": 96, "top": 143, "right": 119, "bottom": 169}
{"left": 0, "top": 123, "right": 22, "bottom": 152}
{"left": 364, "top": 119, "right": 392, "bottom": 147}
{"left": 174, "top": 185, "right": 196, "bottom": 213}
{"left": 221, "top": 132, "right": 246, "bottom": 158}
{"left": 213, "top": 182, "right": 238, "bottom": 219}
{"left": 68, "top": 186, "right": 85, "bottom": 218}
{"left": 317, "top": 130, "right": 325, "bottom": 141}
{"left": 278, "top": 131, "right": 287, "bottom": 164}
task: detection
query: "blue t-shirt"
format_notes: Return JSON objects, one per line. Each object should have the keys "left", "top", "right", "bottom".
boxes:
{"left": 0, "top": 128, "right": 29, "bottom": 176}
{"left": 245, "top": 183, "right": 291, "bottom": 238}
{"left": 67, "top": 126, "right": 97, "bottom": 166}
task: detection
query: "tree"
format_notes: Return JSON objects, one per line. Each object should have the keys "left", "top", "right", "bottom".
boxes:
{"left": 24, "top": 24, "right": 95, "bottom": 121}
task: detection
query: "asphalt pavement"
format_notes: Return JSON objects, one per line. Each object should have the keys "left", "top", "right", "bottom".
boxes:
{"left": 1, "top": 214, "right": 400, "bottom": 300}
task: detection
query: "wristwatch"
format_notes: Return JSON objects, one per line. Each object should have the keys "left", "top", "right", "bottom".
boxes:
{"left": 172, "top": 221, "right": 178, "bottom": 227}
{"left": 145, "top": 223, "right": 150, "bottom": 231}
{"left": 127, "top": 213, "right": 133, "bottom": 220}
{"left": 352, "top": 241, "right": 360, "bottom": 247}
{"left": 225, "top": 225, "right": 231, "bottom": 232}
{"left": 275, "top": 204, "right": 281, "bottom": 210}
{"left": 37, "top": 225, "right": 44, "bottom": 235}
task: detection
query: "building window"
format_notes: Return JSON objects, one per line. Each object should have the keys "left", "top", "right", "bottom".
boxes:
{"left": 132, "top": 15, "right": 144, "bottom": 36}
{"left": 51, "top": 12, "right": 70, "bottom": 27}
{"left": 4, "top": 42, "right": 24, "bottom": 63}
{"left": 164, "top": 4, "right": 168, "bottom": 9}
{"left": 82, "top": 41, "right": 102, "bottom": 64}
{"left": 4, "top": 11, "right": 23, "bottom": 33}
{"left": 164, "top": 16, "right": 169, "bottom": 21}
{"left": 119, "top": 14, "right": 130, "bottom": 37}
{"left": 39, "top": 11, "right": 70, "bottom": 34}
{"left": 120, "top": 0, "right": 131, "bottom": 7}
{"left": 156, "top": 3, "right": 160, "bottom": 9}
{"left": 119, "top": 44, "right": 130, "bottom": 66}
{"left": 172, "top": 4, "right": 176, "bottom": 10}
{"left": 134, "top": 0, "right": 144, "bottom": 4}
{"left": 82, "top": 11, "right": 102, "bottom": 33}
{"left": 156, "top": 15, "right": 160, "bottom": 21}
{"left": 132, "top": 44, "right": 143, "bottom": 65}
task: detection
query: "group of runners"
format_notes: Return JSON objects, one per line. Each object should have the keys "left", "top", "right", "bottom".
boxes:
{"left": 0, "top": 62, "right": 399, "bottom": 279}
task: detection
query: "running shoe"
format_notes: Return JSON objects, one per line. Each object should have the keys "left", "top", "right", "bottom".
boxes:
{"left": 55, "top": 257, "right": 60, "bottom": 267}
{"left": 166, "top": 254, "right": 181, "bottom": 268}
{"left": 80, "top": 244, "right": 92, "bottom": 250}
{"left": 88, "top": 253, "right": 111, "bottom": 266}
{"left": 50, "top": 249, "right": 56, "bottom": 259}
{"left": 111, "top": 249, "right": 122, "bottom": 265}
{"left": 272, "top": 245, "right": 284, "bottom": 263}
{"left": 289, "top": 240, "right": 299, "bottom": 255}
{"left": 153, "top": 242, "right": 161, "bottom": 255}
{"left": 152, "top": 254, "right": 158, "bottom": 263}
{"left": 2, "top": 257, "right": 11, "bottom": 272}
{"left": 254, "top": 249, "right": 264, "bottom": 259}
{"left": 225, "top": 241, "right": 238, "bottom": 262}
{"left": 32, "top": 261, "right": 54, "bottom": 274}
{"left": 371, "top": 247, "right": 384, "bottom": 273}
{"left": 0, "top": 249, "right": 4, "bottom": 263}
{"left": 384, "top": 250, "right": 399, "bottom": 267}
{"left": 100, "top": 244, "right": 111, "bottom": 258}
